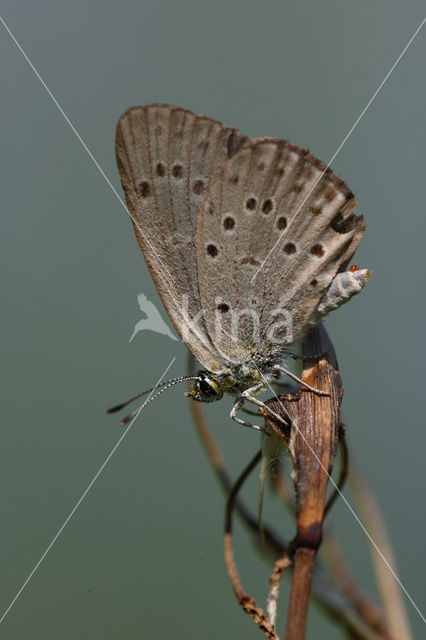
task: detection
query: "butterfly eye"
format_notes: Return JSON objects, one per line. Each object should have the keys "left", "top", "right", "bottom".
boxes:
{"left": 190, "top": 372, "right": 223, "bottom": 403}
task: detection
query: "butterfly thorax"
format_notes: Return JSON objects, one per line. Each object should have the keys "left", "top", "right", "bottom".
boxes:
{"left": 188, "top": 350, "right": 285, "bottom": 403}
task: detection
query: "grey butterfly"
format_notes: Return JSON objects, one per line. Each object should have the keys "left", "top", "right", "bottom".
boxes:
{"left": 109, "top": 104, "right": 370, "bottom": 429}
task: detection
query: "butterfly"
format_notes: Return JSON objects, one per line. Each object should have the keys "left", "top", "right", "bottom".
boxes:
{"left": 108, "top": 104, "right": 370, "bottom": 429}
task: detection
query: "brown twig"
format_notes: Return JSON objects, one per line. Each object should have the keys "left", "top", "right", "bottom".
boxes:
{"left": 187, "top": 351, "right": 396, "bottom": 640}
{"left": 262, "top": 323, "right": 342, "bottom": 639}
{"left": 268, "top": 552, "right": 293, "bottom": 626}
{"left": 224, "top": 449, "right": 280, "bottom": 640}
{"left": 188, "top": 364, "right": 286, "bottom": 556}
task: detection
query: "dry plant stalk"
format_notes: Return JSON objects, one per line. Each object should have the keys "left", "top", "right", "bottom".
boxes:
{"left": 224, "top": 449, "right": 280, "bottom": 640}
{"left": 262, "top": 323, "right": 342, "bottom": 639}
{"left": 187, "top": 334, "right": 409, "bottom": 640}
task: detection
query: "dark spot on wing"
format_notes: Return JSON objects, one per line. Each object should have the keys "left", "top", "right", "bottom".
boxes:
{"left": 207, "top": 244, "right": 219, "bottom": 257}
{"left": 246, "top": 197, "right": 256, "bottom": 211}
{"left": 227, "top": 131, "right": 247, "bottom": 157}
{"left": 223, "top": 216, "right": 235, "bottom": 230}
{"left": 193, "top": 180, "right": 204, "bottom": 195}
{"left": 217, "top": 302, "right": 229, "bottom": 313}
{"left": 323, "top": 185, "right": 335, "bottom": 201}
{"left": 261, "top": 199, "right": 273, "bottom": 214}
{"left": 310, "top": 243, "right": 325, "bottom": 258}
{"left": 172, "top": 164, "right": 184, "bottom": 178}
{"left": 277, "top": 216, "right": 287, "bottom": 230}
{"left": 310, "top": 205, "right": 322, "bottom": 215}
{"left": 330, "top": 211, "right": 358, "bottom": 233}
{"left": 156, "top": 162, "right": 165, "bottom": 177}
{"left": 283, "top": 243, "right": 297, "bottom": 255}
{"left": 139, "top": 181, "right": 151, "bottom": 198}
{"left": 240, "top": 256, "right": 261, "bottom": 266}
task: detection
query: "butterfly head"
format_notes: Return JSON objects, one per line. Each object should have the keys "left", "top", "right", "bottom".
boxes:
{"left": 185, "top": 371, "right": 224, "bottom": 403}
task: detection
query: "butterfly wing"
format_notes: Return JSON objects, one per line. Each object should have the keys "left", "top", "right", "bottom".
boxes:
{"left": 196, "top": 138, "right": 365, "bottom": 363}
{"left": 116, "top": 104, "right": 246, "bottom": 368}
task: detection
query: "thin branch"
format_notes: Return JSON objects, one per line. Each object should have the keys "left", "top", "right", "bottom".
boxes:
{"left": 263, "top": 323, "right": 342, "bottom": 640}
{"left": 187, "top": 352, "right": 393, "bottom": 640}
{"left": 268, "top": 552, "right": 293, "bottom": 626}
{"left": 224, "top": 450, "right": 280, "bottom": 640}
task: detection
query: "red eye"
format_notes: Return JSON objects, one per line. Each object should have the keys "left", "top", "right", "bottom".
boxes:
{"left": 350, "top": 264, "right": 359, "bottom": 272}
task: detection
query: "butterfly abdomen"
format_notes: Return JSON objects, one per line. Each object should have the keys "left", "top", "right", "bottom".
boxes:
{"left": 311, "top": 268, "right": 371, "bottom": 323}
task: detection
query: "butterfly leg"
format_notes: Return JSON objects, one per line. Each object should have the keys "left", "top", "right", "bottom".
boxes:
{"left": 279, "top": 366, "right": 329, "bottom": 396}
{"left": 242, "top": 386, "right": 293, "bottom": 430}
{"left": 230, "top": 386, "right": 268, "bottom": 431}
{"left": 231, "top": 383, "right": 295, "bottom": 431}
{"left": 231, "top": 383, "right": 289, "bottom": 431}
{"left": 230, "top": 398, "right": 264, "bottom": 431}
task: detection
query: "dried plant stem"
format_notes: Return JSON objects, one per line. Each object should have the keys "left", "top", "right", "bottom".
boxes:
{"left": 224, "top": 450, "right": 280, "bottom": 640}
{"left": 263, "top": 324, "right": 342, "bottom": 640}
{"left": 285, "top": 548, "right": 316, "bottom": 640}
{"left": 188, "top": 385, "right": 381, "bottom": 639}
{"left": 187, "top": 348, "right": 400, "bottom": 640}
{"left": 268, "top": 552, "right": 293, "bottom": 626}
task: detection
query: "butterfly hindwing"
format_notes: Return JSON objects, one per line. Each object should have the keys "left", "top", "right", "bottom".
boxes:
{"left": 196, "top": 138, "right": 365, "bottom": 362}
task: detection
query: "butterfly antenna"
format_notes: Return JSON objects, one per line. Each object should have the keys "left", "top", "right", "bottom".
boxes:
{"left": 107, "top": 376, "right": 199, "bottom": 413}
{"left": 107, "top": 375, "right": 200, "bottom": 425}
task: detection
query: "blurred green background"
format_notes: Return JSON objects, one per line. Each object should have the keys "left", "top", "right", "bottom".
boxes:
{"left": 1, "top": 1, "right": 425, "bottom": 638}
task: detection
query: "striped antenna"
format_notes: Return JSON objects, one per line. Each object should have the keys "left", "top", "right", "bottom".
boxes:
{"left": 107, "top": 376, "right": 200, "bottom": 426}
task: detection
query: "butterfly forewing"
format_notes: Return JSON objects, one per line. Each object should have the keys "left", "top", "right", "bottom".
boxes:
{"left": 196, "top": 138, "right": 365, "bottom": 362}
{"left": 115, "top": 104, "right": 246, "bottom": 369}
